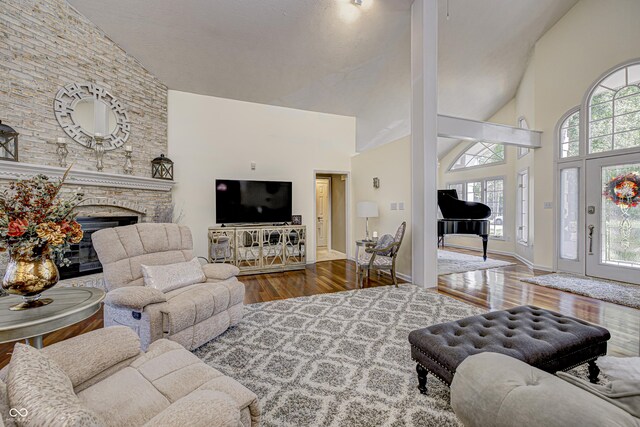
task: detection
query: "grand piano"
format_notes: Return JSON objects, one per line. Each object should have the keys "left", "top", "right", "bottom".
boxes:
{"left": 437, "top": 189, "right": 491, "bottom": 260}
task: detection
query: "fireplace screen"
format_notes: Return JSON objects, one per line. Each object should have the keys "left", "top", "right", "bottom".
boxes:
{"left": 59, "top": 216, "right": 138, "bottom": 280}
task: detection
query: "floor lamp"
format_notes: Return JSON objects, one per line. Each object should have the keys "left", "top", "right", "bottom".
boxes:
{"left": 357, "top": 201, "right": 379, "bottom": 241}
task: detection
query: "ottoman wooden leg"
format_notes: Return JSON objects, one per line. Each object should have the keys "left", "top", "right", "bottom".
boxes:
{"left": 588, "top": 360, "right": 600, "bottom": 383}
{"left": 416, "top": 364, "right": 428, "bottom": 394}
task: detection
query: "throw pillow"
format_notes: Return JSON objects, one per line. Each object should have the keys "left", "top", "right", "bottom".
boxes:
{"left": 597, "top": 356, "right": 640, "bottom": 381}
{"left": 558, "top": 372, "right": 640, "bottom": 418}
{"left": 0, "top": 379, "right": 16, "bottom": 427}
{"left": 7, "top": 343, "right": 104, "bottom": 427}
{"left": 141, "top": 258, "right": 206, "bottom": 293}
{"left": 374, "top": 234, "right": 395, "bottom": 256}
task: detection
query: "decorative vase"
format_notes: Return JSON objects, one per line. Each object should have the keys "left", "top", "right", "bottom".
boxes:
{"left": 2, "top": 247, "right": 59, "bottom": 311}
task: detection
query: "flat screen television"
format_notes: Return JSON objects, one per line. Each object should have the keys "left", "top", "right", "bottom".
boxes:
{"left": 216, "top": 179, "right": 292, "bottom": 224}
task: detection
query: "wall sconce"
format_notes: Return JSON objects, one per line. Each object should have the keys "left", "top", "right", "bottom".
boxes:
{"left": 373, "top": 177, "right": 380, "bottom": 189}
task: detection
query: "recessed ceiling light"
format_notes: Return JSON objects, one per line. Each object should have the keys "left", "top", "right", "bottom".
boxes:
{"left": 352, "top": 0, "right": 363, "bottom": 6}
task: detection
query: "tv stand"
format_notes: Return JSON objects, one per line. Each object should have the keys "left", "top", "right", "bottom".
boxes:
{"left": 208, "top": 224, "right": 306, "bottom": 275}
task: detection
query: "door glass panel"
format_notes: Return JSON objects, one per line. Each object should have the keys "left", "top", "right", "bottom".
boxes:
{"left": 601, "top": 163, "right": 640, "bottom": 268}
{"left": 560, "top": 168, "right": 579, "bottom": 260}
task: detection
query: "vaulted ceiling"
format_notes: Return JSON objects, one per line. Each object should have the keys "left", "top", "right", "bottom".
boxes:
{"left": 67, "top": 0, "right": 579, "bottom": 155}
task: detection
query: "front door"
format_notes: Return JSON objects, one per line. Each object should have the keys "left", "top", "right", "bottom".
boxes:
{"left": 586, "top": 153, "right": 640, "bottom": 284}
{"left": 316, "top": 178, "right": 330, "bottom": 247}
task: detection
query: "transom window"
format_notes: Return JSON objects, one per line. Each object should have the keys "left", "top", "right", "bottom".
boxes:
{"left": 447, "top": 178, "right": 504, "bottom": 238}
{"left": 560, "top": 109, "right": 580, "bottom": 158}
{"left": 588, "top": 63, "right": 640, "bottom": 153}
{"left": 449, "top": 142, "right": 505, "bottom": 170}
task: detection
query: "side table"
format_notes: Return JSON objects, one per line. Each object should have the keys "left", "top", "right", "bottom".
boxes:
{"left": 355, "top": 239, "right": 377, "bottom": 285}
{"left": 0, "top": 287, "right": 105, "bottom": 349}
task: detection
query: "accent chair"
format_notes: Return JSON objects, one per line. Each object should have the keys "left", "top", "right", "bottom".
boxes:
{"left": 356, "top": 221, "right": 407, "bottom": 287}
{"left": 92, "top": 223, "right": 244, "bottom": 351}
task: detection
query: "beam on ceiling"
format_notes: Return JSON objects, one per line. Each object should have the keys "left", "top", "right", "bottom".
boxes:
{"left": 437, "top": 114, "right": 542, "bottom": 148}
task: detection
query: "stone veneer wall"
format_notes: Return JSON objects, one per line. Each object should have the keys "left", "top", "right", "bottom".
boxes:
{"left": 0, "top": 0, "right": 172, "bottom": 216}
{"left": 0, "top": 0, "right": 173, "bottom": 276}
{"left": 0, "top": 0, "right": 168, "bottom": 175}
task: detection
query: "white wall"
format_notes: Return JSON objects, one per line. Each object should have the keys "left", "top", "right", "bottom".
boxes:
{"left": 168, "top": 90, "right": 356, "bottom": 261}
{"left": 437, "top": 0, "right": 640, "bottom": 269}
{"left": 527, "top": 0, "right": 640, "bottom": 269}
{"left": 437, "top": 99, "right": 519, "bottom": 255}
{"left": 351, "top": 135, "right": 412, "bottom": 278}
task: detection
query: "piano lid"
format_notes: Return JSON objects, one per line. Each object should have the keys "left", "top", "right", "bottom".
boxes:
{"left": 438, "top": 189, "right": 491, "bottom": 220}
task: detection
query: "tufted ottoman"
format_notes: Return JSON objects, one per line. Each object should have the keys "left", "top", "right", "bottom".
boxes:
{"left": 408, "top": 305, "right": 610, "bottom": 394}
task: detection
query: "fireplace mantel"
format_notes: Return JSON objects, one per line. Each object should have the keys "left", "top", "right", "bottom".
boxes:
{"left": 0, "top": 160, "right": 175, "bottom": 192}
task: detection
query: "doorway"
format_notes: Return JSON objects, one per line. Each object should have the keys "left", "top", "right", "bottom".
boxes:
{"left": 315, "top": 173, "right": 348, "bottom": 262}
{"left": 585, "top": 154, "right": 640, "bottom": 284}
{"left": 558, "top": 152, "right": 640, "bottom": 284}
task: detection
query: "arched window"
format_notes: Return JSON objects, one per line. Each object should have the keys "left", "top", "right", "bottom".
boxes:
{"left": 559, "top": 109, "right": 580, "bottom": 158}
{"left": 449, "top": 142, "right": 505, "bottom": 171}
{"left": 588, "top": 62, "right": 640, "bottom": 153}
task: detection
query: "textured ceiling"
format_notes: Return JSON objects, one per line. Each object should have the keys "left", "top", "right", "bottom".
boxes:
{"left": 67, "top": 0, "right": 578, "bottom": 155}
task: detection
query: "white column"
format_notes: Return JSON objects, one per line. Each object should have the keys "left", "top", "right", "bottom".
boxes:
{"left": 411, "top": 0, "right": 438, "bottom": 288}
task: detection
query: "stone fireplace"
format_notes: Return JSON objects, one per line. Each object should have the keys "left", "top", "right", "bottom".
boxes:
{"left": 1, "top": 0, "right": 173, "bottom": 287}
{"left": 0, "top": 161, "right": 175, "bottom": 288}
{"left": 59, "top": 215, "right": 138, "bottom": 280}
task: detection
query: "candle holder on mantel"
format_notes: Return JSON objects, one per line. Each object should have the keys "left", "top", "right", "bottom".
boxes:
{"left": 123, "top": 145, "right": 133, "bottom": 175}
{"left": 56, "top": 137, "right": 68, "bottom": 167}
{"left": 94, "top": 133, "right": 105, "bottom": 172}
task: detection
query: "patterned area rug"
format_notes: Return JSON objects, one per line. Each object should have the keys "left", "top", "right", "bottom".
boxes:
{"left": 523, "top": 273, "right": 640, "bottom": 309}
{"left": 438, "top": 249, "right": 515, "bottom": 275}
{"left": 194, "top": 285, "right": 484, "bottom": 427}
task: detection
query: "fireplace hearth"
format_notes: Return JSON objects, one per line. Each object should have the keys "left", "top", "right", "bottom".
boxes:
{"left": 58, "top": 216, "right": 138, "bottom": 280}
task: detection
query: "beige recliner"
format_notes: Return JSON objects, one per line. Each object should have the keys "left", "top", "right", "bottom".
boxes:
{"left": 0, "top": 326, "right": 260, "bottom": 427}
{"left": 92, "top": 223, "right": 244, "bottom": 351}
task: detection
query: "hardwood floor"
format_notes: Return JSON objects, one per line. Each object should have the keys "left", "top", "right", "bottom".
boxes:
{"left": 1, "top": 248, "right": 637, "bottom": 367}
{"left": 438, "top": 248, "right": 639, "bottom": 358}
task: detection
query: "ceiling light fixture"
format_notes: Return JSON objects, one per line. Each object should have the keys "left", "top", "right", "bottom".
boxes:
{"left": 352, "top": 0, "right": 363, "bottom": 6}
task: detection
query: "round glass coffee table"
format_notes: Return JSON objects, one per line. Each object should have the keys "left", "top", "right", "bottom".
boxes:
{"left": 0, "top": 287, "right": 105, "bottom": 348}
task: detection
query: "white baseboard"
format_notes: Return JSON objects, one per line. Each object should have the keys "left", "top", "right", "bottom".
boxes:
{"left": 346, "top": 256, "right": 413, "bottom": 283}
{"left": 440, "top": 243, "right": 554, "bottom": 272}
{"left": 396, "top": 271, "right": 412, "bottom": 282}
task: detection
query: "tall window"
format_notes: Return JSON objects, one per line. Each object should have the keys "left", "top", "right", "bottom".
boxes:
{"left": 465, "top": 181, "right": 482, "bottom": 202}
{"left": 449, "top": 142, "right": 505, "bottom": 170}
{"left": 447, "top": 183, "right": 464, "bottom": 199}
{"left": 517, "top": 169, "right": 529, "bottom": 245}
{"left": 559, "top": 109, "right": 580, "bottom": 158}
{"left": 447, "top": 178, "right": 505, "bottom": 238}
{"left": 517, "top": 117, "right": 530, "bottom": 158}
{"left": 485, "top": 178, "right": 505, "bottom": 237}
{"left": 588, "top": 63, "right": 640, "bottom": 153}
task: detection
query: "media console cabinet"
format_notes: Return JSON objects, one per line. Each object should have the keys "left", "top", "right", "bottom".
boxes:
{"left": 208, "top": 225, "right": 306, "bottom": 275}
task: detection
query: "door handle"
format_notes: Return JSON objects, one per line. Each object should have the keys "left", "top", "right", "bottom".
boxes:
{"left": 588, "top": 224, "right": 595, "bottom": 255}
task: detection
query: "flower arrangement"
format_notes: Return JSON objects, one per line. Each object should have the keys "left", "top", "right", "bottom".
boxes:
{"left": 603, "top": 172, "right": 640, "bottom": 208}
{"left": 0, "top": 170, "right": 84, "bottom": 265}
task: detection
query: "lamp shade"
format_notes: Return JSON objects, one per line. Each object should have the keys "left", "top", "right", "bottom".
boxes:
{"left": 357, "top": 201, "right": 379, "bottom": 218}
